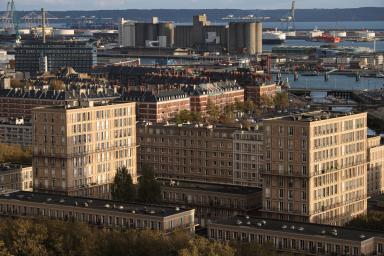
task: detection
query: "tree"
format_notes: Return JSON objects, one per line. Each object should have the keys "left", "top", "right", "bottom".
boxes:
{"left": 178, "top": 236, "right": 235, "bottom": 256}
{"left": 259, "top": 95, "right": 274, "bottom": 109}
{"left": 10, "top": 79, "right": 24, "bottom": 89}
{"left": 233, "top": 241, "right": 277, "bottom": 256}
{"left": 206, "top": 99, "right": 221, "bottom": 124}
{"left": 274, "top": 92, "right": 289, "bottom": 110}
{"left": 0, "top": 241, "right": 12, "bottom": 256}
{"left": 346, "top": 212, "right": 384, "bottom": 231}
{"left": 174, "top": 110, "right": 192, "bottom": 124}
{"left": 0, "top": 144, "right": 32, "bottom": 164}
{"left": 49, "top": 79, "right": 65, "bottom": 91}
{"left": 111, "top": 166, "right": 136, "bottom": 202}
{"left": 137, "top": 164, "right": 161, "bottom": 204}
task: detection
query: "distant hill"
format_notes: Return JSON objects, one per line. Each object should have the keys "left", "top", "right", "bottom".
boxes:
{"left": 14, "top": 8, "right": 384, "bottom": 23}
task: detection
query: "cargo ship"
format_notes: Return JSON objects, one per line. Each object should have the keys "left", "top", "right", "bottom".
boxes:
{"left": 263, "top": 29, "right": 286, "bottom": 44}
{"left": 311, "top": 34, "right": 341, "bottom": 44}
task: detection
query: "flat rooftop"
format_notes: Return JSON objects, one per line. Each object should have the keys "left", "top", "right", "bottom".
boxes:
{"left": 212, "top": 215, "right": 384, "bottom": 242}
{"left": 0, "top": 191, "right": 191, "bottom": 217}
{"left": 158, "top": 178, "right": 261, "bottom": 195}
{"left": 0, "top": 164, "right": 30, "bottom": 173}
{"left": 35, "top": 100, "right": 133, "bottom": 111}
{"left": 264, "top": 111, "right": 364, "bottom": 122}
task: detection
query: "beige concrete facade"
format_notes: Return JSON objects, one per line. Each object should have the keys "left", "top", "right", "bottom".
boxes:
{"left": 0, "top": 164, "right": 33, "bottom": 192}
{"left": 233, "top": 127, "right": 264, "bottom": 187}
{"left": 32, "top": 101, "right": 137, "bottom": 199}
{"left": 138, "top": 123, "right": 236, "bottom": 184}
{"left": 367, "top": 136, "right": 384, "bottom": 197}
{"left": 262, "top": 112, "right": 367, "bottom": 225}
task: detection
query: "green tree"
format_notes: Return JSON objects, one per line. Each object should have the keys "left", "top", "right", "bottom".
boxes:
{"left": 111, "top": 166, "right": 136, "bottom": 202}
{"left": 346, "top": 212, "right": 384, "bottom": 231}
{"left": 233, "top": 241, "right": 277, "bottom": 256}
{"left": 137, "top": 164, "right": 161, "bottom": 204}
{"left": 244, "top": 99, "right": 256, "bottom": 114}
{"left": 0, "top": 241, "right": 12, "bottom": 256}
{"left": 206, "top": 99, "right": 221, "bottom": 124}
{"left": 49, "top": 79, "right": 65, "bottom": 91}
{"left": 274, "top": 92, "right": 289, "bottom": 110}
{"left": 178, "top": 236, "right": 235, "bottom": 256}
{"left": 0, "top": 219, "right": 48, "bottom": 256}
{"left": 259, "top": 95, "right": 274, "bottom": 109}
{"left": 0, "top": 144, "right": 32, "bottom": 164}
{"left": 174, "top": 110, "right": 192, "bottom": 124}
{"left": 10, "top": 79, "right": 24, "bottom": 89}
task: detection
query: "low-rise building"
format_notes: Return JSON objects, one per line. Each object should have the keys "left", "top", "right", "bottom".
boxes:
{"left": 185, "top": 82, "right": 244, "bottom": 114}
{"left": 0, "top": 164, "right": 33, "bottom": 192}
{"left": 245, "top": 83, "right": 276, "bottom": 104}
{"left": 0, "top": 118, "right": 32, "bottom": 147}
{"left": 367, "top": 136, "right": 384, "bottom": 196}
{"left": 123, "top": 90, "right": 190, "bottom": 123}
{"left": 159, "top": 178, "right": 262, "bottom": 226}
{"left": 208, "top": 215, "right": 384, "bottom": 256}
{"left": 0, "top": 191, "right": 195, "bottom": 234}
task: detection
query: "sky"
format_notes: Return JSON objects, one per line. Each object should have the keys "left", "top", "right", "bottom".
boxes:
{"left": 4, "top": 0, "right": 384, "bottom": 11}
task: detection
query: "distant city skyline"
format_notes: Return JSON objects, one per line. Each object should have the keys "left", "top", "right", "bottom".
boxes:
{"left": 3, "top": 0, "right": 384, "bottom": 11}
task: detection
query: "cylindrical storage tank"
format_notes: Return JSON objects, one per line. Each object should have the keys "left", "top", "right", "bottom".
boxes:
{"left": 245, "top": 22, "right": 256, "bottom": 55}
{"left": 228, "top": 22, "right": 238, "bottom": 54}
{"left": 236, "top": 23, "right": 245, "bottom": 53}
{"left": 135, "top": 23, "right": 146, "bottom": 47}
{"left": 158, "top": 23, "right": 175, "bottom": 48}
{"left": 255, "top": 22, "right": 263, "bottom": 54}
{"left": 146, "top": 23, "right": 155, "bottom": 41}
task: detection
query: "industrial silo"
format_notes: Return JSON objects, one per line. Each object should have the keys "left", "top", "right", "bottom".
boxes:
{"left": 256, "top": 22, "right": 263, "bottom": 54}
{"left": 246, "top": 22, "right": 256, "bottom": 55}
{"left": 236, "top": 22, "right": 245, "bottom": 53}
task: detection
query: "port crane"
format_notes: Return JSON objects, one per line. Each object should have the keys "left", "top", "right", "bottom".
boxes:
{"left": 0, "top": 0, "right": 16, "bottom": 33}
{"left": 280, "top": 0, "right": 296, "bottom": 31}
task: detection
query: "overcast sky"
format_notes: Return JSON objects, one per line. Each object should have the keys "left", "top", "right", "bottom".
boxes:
{"left": 4, "top": 0, "right": 384, "bottom": 11}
